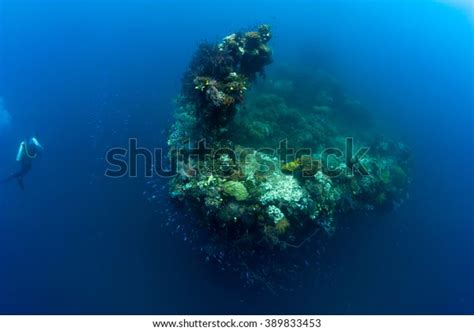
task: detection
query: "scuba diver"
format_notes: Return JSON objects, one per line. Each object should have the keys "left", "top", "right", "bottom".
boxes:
{"left": 4, "top": 135, "right": 43, "bottom": 190}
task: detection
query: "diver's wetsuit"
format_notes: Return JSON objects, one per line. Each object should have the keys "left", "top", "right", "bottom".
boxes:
{"left": 4, "top": 137, "right": 43, "bottom": 190}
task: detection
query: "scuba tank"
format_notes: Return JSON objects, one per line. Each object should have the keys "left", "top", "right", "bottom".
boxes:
{"left": 16, "top": 137, "right": 43, "bottom": 162}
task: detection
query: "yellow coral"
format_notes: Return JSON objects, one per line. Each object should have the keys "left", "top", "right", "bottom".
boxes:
{"left": 222, "top": 181, "right": 249, "bottom": 201}
{"left": 281, "top": 159, "right": 302, "bottom": 173}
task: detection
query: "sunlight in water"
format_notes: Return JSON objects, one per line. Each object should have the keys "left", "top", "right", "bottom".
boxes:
{"left": 438, "top": 0, "right": 474, "bottom": 21}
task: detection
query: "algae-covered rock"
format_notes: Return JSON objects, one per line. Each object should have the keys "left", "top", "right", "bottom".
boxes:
{"left": 222, "top": 181, "right": 250, "bottom": 201}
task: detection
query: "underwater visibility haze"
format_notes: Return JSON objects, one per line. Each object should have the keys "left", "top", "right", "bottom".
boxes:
{"left": 0, "top": 0, "right": 473, "bottom": 314}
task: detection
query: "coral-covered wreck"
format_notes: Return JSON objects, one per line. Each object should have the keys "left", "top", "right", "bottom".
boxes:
{"left": 165, "top": 25, "right": 411, "bottom": 289}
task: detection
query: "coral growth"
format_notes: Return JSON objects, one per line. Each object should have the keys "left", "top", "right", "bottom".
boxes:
{"left": 222, "top": 181, "right": 250, "bottom": 201}
{"left": 179, "top": 25, "right": 272, "bottom": 133}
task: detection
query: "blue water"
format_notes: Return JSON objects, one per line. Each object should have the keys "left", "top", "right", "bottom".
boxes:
{"left": 0, "top": 0, "right": 472, "bottom": 314}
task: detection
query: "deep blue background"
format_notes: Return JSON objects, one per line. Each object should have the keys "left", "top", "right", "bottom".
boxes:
{"left": 0, "top": 0, "right": 472, "bottom": 314}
